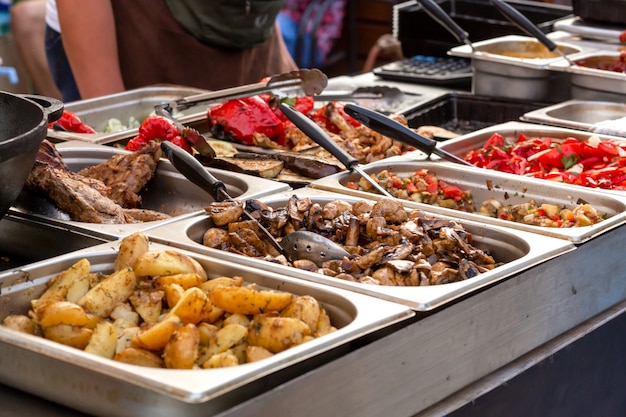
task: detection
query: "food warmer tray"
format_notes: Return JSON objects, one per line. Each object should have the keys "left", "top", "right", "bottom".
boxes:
{"left": 46, "top": 86, "right": 211, "bottom": 145}
{"left": 309, "top": 160, "right": 626, "bottom": 243}
{"left": 144, "top": 188, "right": 575, "bottom": 310}
{"left": 438, "top": 121, "right": 626, "bottom": 196}
{"left": 521, "top": 100, "right": 626, "bottom": 137}
{"left": 0, "top": 213, "right": 110, "bottom": 273}
{"left": 10, "top": 141, "right": 290, "bottom": 239}
{"left": 0, "top": 240, "right": 413, "bottom": 417}
{"left": 548, "top": 50, "right": 626, "bottom": 101}
{"left": 448, "top": 35, "right": 586, "bottom": 103}
{"left": 401, "top": 92, "right": 550, "bottom": 137}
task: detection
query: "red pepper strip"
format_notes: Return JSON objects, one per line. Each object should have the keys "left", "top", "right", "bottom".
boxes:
{"left": 439, "top": 181, "right": 464, "bottom": 199}
{"left": 50, "top": 110, "right": 96, "bottom": 134}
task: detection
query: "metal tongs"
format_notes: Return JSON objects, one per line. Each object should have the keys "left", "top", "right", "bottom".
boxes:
{"left": 155, "top": 68, "right": 328, "bottom": 114}
{"left": 416, "top": 0, "right": 475, "bottom": 52}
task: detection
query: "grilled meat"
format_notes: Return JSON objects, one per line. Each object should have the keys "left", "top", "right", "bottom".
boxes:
{"left": 78, "top": 141, "right": 161, "bottom": 207}
{"left": 25, "top": 140, "right": 169, "bottom": 224}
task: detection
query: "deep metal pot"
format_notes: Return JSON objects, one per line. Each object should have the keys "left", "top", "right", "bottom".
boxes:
{"left": 0, "top": 92, "right": 63, "bottom": 221}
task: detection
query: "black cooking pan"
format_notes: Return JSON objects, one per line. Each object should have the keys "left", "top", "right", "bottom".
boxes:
{"left": 0, "top": 92, "right": 64, "bottom": 221}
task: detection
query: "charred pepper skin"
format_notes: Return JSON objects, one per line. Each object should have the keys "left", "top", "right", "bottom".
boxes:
{"left": 125, "top": 115, "right": 192, "bottom": 153}
{"left": 206, "top": 96, "right": 286, "bottom": 146}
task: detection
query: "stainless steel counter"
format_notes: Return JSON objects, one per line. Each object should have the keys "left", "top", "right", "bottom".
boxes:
{"left": 2, "top": 220, "right": 624, "bottom": 416}
{"left": 3, "top": 72, "right": 626, "bottom": 416}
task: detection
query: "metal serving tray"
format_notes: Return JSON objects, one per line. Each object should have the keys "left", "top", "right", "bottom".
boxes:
{"left": 548, "top": 51, "right": 626, "bottom": 101}
{"left": 0, "top": 240, "right": 413, "bottom": 417}
{"left": 401, "top": 92, "right": 550, "bottom": 137}
{"left": 145, "top": 188, "right": 575, "bottom": 310}
{"left": 437, "top": 121, "right": 626, "bottom": 196}
{"left": 521, "top": 100, "right": 626, "bottom": 136}
{"left": 0, "top": 213, "right": 109, "bottom": 272}
{"left": 448, "top": 35, "right": 583, "bottom": 103}
{"left": 47, "top": 86, "right": 211, "bottom": 145}
{"left": 310, "top": 160, "right": 626, "bottom": 243}
{"left": 11, "top": 141, "right": 289, "bottom": 239}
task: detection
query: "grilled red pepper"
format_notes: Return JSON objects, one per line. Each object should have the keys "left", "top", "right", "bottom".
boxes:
{"left": 49, "top": 110, "right": 96, "bottom": 134}
{"left": 206, "top": 96, "right": 286, "bottom": 146}
{"left": 125, "top": 115, "right": 192, "bottom": 153}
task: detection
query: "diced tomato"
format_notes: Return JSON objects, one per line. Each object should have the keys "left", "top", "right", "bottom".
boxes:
{"left": 390, "top": 177, "right": 403, "bottom": 189}
{"left": 440, "top": 181, "right": 464, "bottom": 199}
{"left": 346, "top": 181, "right": 359, "bottom": 190}
{"left": 405, "top": 182, "right": 418, "bottom": 194}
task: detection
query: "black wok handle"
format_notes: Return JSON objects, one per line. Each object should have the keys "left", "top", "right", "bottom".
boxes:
{"left": 160, "top": 141, "right": 229, "bottom": 202}
{"left": 490, "top": 0, "right": 557, "bottom": 51}
{"left": 21, "top": 94, "right": 65, "bottom": 123}
{"left": 343, "top": 103, "right": 437, "bottom": 156}
{"left": 279, "top": 103, "right": 359, "bottom": 170}
{"left": 417, "top": 0, "right": 470, "bottom": 45}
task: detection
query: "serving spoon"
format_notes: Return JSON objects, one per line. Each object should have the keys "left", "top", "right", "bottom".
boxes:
{"left": 160, "top": 141, "right": 350, "bottom": 266}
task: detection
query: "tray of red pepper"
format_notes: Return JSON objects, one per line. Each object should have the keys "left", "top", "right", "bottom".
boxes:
{"left": 438, "top": 122, "right": 626, "bottom": 193}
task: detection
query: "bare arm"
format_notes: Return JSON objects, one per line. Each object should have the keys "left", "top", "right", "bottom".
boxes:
{"left": 56, "top": 0, "right": 125, "bottom": 99}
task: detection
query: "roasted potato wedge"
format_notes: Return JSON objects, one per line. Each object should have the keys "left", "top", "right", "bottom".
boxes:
{"left": 33, "top": 258, "right": 91, "bottom": 314}
{"left": 133, "top": 250, "right": 207, "bottom": 280}
{"left": 77, "top": 269, "right": 138, "bottom": 317}
{"left": 114, "top": 232, "right": 150, "bottom": 272}
{"left": 38, "top": 301, "right": 99, "bottom": 329}
{"left": 84, "top": 321, "right": 117, "bottom": 359}
{"left": 132, "top": 314, "right": 182, "bottom": 351}
{"left": 209, "top": 285, "right": 293, "bottom": 315}
{"left": 114, "top": 347, "right": 164, "bottom": 368}
{"left": 247, "top": 316, "right": 311, "bottom": 353}
{"left": 43, "top": 324, "right": 93, "bottom": 349}
{"left": 163, "top": 324, "right": 200, "bottom": 369}
{"left": 168, "top": 287, "right": 213, "bottom": 324}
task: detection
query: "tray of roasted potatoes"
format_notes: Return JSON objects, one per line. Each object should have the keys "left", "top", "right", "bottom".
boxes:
{"left": 0, "top": 232, "right": 413, "bottom": 417}
{"left": 143, "top": 188, "right": 575, "bottom": 310}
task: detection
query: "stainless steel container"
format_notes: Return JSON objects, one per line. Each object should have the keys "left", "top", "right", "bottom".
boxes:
{"left": 11, "top": 141, "right": 290, "bottom": 238}
{"left": 0, "top": 240, "right": 413, "bottom": 417}
{"left": 47, "top": 86, "right": 211, "bottom": 145}
{"left": 145, "top": 188, "right": 574, "bottom": 310}
{"left": 437, "top": 121, "right": 626, "bottom": 197}
{"left": 521, "top": 100, "right": 626, "bottom": 135}
{"left": 309, "top": 160, "right": 626, "bottom": 243}
{"left": 548, "top": 50, "right": 626, "bottom": 101}
{"left": 448, "top": 35, "right": 583, "bottom": 102}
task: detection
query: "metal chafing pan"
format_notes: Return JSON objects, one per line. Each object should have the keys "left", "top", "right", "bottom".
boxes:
{"left": 521, "top": 100, "right": 626, "bottom": 136}
{"left": 11, "top": 141, "right": 290, "bottom": 238}
{"left": 47, "top": 85, "right": 211, "bottom": 145}
{"left": 548, "top": 51, "right": 626, "bottom": 101}
{"left": 144, "top": 188, "right": 575, "bottom": 310}
{"left": 309, "top": 160, "right": 626, "bottom": 243}
{"left": 437, "top": 121, "right": 626, "bottom": 197}
{"left": 401, "top": 92, "right": 550, "bottom": 137}
{"left": 0, "top": 240, "right": 413, "bottom": 417}
{"left": 448, "top": 35, "right": 584, "bottom": 102}
{"left": 0, "top": 213, "right": 109, "bottom": 272}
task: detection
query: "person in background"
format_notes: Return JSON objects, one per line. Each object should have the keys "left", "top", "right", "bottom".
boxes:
{"left": 10, "top": 0, "right": 61, "bottom": 98}
{"left": 50, "top": 0, "right": 297, "bottom": 102}
{"left": 44, "top": 0, "right": 78, "bottom": 101}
